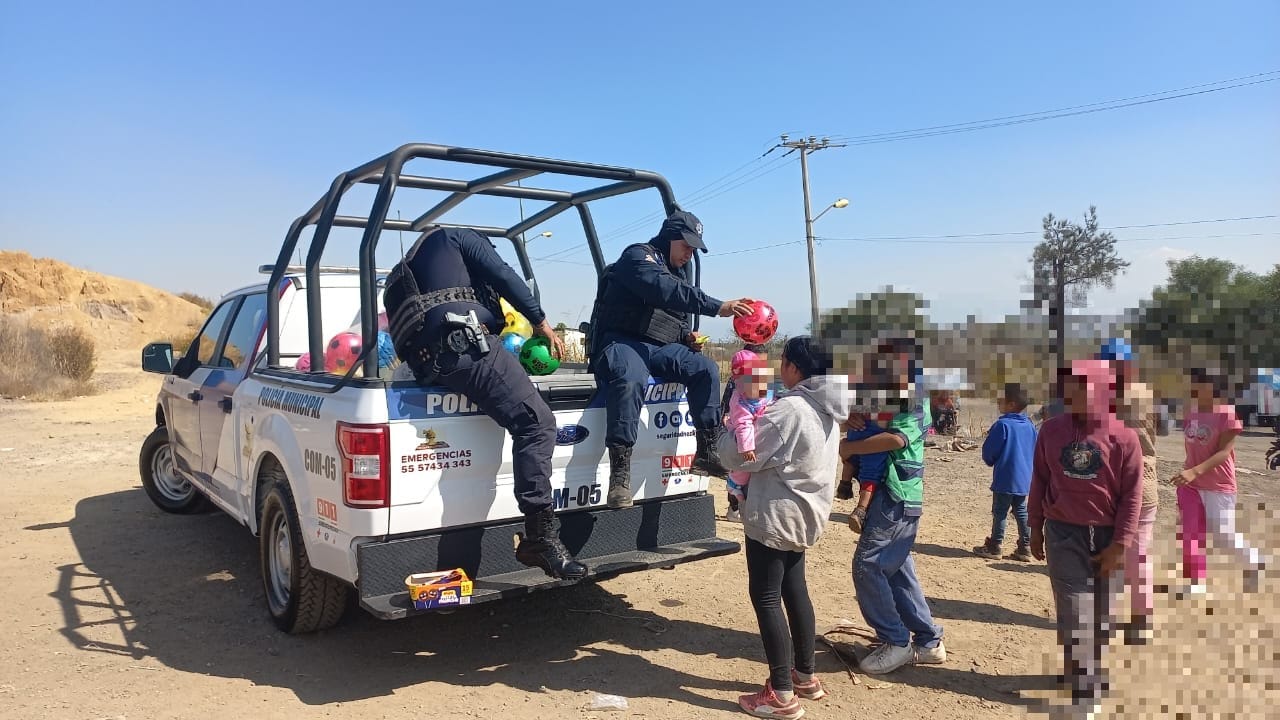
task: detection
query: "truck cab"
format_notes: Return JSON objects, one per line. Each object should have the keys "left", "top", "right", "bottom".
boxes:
{"left": 139, "top": 144, "right": 739, "bottom": 633}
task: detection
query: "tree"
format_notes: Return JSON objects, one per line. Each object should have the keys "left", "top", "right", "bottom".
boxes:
{"left": 553, "top": 321, "right": 568, "bottom": 333}
{"left": 817, "top": 288, "right": 931, "bottom": 372}
{"left": 1030, "top": 206, "right": 1129, "bottom": 371}
{"left": 1134, "top": 257, "right": 1279, "bottom": 380}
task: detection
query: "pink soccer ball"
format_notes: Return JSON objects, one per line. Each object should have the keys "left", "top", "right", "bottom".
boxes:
{"left": 324, "top": 331, "right": 363, "bottom": 373}
{"left": 295, "top": 352, "right": 312, "bottom": 372}
{"left": 732, "top": 300, "right": 779, "bottom": 345}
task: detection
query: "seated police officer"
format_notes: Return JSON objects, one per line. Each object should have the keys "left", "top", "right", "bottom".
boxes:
{"left": 382, "top": 226, "right": 586, "bottom": 581}
{"left": 589, "top": 210, "right": 754, "bottom": 508}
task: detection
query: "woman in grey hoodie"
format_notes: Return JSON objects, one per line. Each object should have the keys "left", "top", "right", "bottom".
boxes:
{"left": 719, "top": 337, "right": 849, "bottom": 719}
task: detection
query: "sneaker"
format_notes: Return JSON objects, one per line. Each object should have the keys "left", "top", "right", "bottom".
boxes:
{"left": 790, "top": 671, "right": 826, "bottom": 701}
{"left": 738, "top": 681, "right": 804, "bottom": 718}
{"left": 725, "top": 508, "right": 742, "bottom": 523}
{"left": 859, "top": 642, "right": 914, "bottom": 675}
{"left": 913, "top": 640, "right": 946, "bottom": 665}
{"left": 972, "top": 538, "right": 1001, "bottom": 559}
{"left": 1122, "top": 616, "right": 1153, "bottom": 646}
{"left": 1005, "top": 546, "right": 1034, "bottom": 562}
{"left": 1174, "top": 582, "right": 1207, "bottom": 600}
{"left": 1244, "top": 567, "right": 1262, "bottom": 593}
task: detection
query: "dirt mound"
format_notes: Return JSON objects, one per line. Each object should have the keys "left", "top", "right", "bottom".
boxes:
{"left": 0, "top": 251, "right": 206, "bottom": 352}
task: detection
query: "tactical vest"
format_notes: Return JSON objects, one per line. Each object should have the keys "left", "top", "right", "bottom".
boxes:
{"left": 589, "top": 243, "right": 687, "bottom": 351}
{"left": 383, "top": 229, "right": 502, "bottom": 373}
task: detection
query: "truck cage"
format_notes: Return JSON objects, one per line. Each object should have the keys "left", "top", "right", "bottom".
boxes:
{"left": 265, "top": 143, "right": 702, "bottom": 380}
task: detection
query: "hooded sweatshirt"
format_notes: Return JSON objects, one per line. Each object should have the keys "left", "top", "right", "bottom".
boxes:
{"left": 1028, "top": 360, "right": 1143, "bottom": 547}
{"left": 718, "top": 374, "right": 849, "bottom": 552}
{"left": 982, "top": 412, "right": 1037, "bottom": 495}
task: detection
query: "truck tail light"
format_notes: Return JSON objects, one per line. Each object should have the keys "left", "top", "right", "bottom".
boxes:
{"left": 337, "top": 422, "right": 390, "bottom": 508}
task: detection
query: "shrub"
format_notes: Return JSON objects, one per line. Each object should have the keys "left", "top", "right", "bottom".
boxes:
{"left": 178, "top": 292, "right": 214, "bottom": 310}
{"left": 0, "top": 317, "right": 98, "bottom": 399}
{"left": 48, "top": 326, "right": 97, "bottom": 381}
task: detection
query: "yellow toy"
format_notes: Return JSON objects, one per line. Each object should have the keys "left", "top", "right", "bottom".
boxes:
{"left": 499, "top": 297, "right": 533, "bottom": 338}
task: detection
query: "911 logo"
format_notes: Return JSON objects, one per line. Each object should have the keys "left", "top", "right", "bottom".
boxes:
{"left": 662, "top": 454, "right": 695, "bottom": 469}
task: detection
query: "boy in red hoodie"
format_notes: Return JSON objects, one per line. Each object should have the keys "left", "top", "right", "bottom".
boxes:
{"left": 1029, "top": 360, "right": 1143, "bottom": 716}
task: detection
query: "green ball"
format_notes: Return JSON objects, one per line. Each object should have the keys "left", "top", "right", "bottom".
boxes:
{"left": 519, "top": 336, "right": 560, "bottom": 376}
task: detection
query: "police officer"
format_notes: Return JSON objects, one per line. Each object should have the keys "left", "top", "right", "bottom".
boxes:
{"left": 589, "top": 210, "right": 754, "bottom": 508}
{"left": 382, "top": 226, "right": 586, "bottom": 581}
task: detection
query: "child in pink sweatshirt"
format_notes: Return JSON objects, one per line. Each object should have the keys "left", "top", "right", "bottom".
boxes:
{"left": 724, "top": 349, "right": 775, "bottom": 508}
{"left": 1029, "top": 359, "right": 1142, "bottom": 716}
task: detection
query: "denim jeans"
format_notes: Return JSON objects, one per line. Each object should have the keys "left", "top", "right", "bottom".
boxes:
{"left": 853, "top": 491, "right": 944, "bottom": 648}
{"left": 990, "top": 492, "right": 1031, "bottom": 547}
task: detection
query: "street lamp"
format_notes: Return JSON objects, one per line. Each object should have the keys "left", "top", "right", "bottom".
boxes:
{"left": 812, "top": 198, "right": 849, "bottom": 224}
{"left": 802, "top": 192, "right": 849, "bottom": 332}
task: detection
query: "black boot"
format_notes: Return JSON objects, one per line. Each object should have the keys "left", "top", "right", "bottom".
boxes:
{"left": 691, "top": 428, "right": 729, "bottom": 478}
{"left": 606, "top": 444, "right": 633, "bottom": 508}
{"left": 515, "top": 509, "right": 588, "bottom": 580}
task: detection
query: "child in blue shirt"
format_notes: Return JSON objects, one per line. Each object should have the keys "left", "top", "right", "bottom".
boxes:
{"left": 840, "top": 415, "right": 891, "bottom": 532}
{"left": 974, "top": 383, "right": 1038, "bottom": 561}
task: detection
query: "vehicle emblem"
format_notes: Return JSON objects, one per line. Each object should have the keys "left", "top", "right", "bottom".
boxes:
{"left": 555, "top": 425, "right": 590, "bottom": 446}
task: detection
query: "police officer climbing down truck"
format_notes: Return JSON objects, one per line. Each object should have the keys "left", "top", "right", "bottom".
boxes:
{"left": 383, "top": 226, "right": 587, "bottom": 581}
{"left": 589, "top": 210, "right": 755, "bottom": 508}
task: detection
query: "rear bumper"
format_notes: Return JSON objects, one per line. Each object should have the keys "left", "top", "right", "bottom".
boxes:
{"left": 356, "top": 493, "right": 737, "bottom": 619}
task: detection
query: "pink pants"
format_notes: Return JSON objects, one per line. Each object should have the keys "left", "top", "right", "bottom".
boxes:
{"left": 1176, "top": 485, "right": 1266, "bottom": 582}
{"left": 1124, "top": 504, "right": 1157, "bottom": 615}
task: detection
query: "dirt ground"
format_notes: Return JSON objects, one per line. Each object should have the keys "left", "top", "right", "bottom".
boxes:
{"left": 1, "top": 353, "right": 1277, "bottom": 719}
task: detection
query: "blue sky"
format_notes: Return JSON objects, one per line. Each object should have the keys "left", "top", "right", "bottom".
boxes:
{"left": 2, "top": 1, "right": 1278, "bottom": 338}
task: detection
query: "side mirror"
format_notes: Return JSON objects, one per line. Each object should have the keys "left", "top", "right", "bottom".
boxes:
{"left": 142, "top": 342, "right": 175, "bottom": 374}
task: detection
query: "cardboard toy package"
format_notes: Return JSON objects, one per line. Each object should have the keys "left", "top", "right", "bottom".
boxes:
{"left": 405, "top": 569, "right": 473, "bottom": 610}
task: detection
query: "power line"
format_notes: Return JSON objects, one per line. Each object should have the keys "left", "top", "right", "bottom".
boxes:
{"left": 821, "top": 231, "right": 1280, "bottom": 246}
{"left": 825, "top": 71, "right": 1280, "bottom": 146}
{"left": 534, "top": 153, "right": 800, "bottom": 263}
{"left": 710, "top": 214, "right": 1278, "bottom": 254}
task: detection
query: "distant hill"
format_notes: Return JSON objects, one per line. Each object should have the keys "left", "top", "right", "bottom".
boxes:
{"left": 0, "top": 251, "right": 206, "bottom": 352}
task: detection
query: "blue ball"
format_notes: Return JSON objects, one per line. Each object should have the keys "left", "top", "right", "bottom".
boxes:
{"left": 376, "top": 331, "right": 396, "bottom": 369}
{"left": 501, "top": 332, "right": 526, "bottom": 354}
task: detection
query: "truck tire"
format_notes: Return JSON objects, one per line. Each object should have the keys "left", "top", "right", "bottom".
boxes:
{"left": 258, "top": 478, "right": 349, "bottom": 633}
{"left": 139, "top": 426, "right": 210, "bottom": 514}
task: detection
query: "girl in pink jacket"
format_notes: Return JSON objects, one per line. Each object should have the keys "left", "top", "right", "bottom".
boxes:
{"left": 725, "top": 349, "right": 775, "bottom": 504}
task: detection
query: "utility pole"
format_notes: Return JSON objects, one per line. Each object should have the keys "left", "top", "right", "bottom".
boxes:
{"left": 779, "top": 134, "right": 845, "bottom": 333}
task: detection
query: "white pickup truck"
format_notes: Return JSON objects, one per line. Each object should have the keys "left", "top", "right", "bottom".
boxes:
{"left": 138, "top": 144, "right": 738, "bottom": 633}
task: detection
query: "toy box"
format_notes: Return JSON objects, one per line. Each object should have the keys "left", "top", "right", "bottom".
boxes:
{"left": 405, "top": 569, "right": 473, "bottom": 610}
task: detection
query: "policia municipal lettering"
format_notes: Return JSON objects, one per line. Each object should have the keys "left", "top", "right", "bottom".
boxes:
{"left": 589, "top": 210, "right": 754, "bottom": 507}
{"left": 383, "top": 226, "right": 585, "bottom": 581}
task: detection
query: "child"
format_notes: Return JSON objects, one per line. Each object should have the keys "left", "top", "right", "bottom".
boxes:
{"left": 724, "top": 348, "right": 775, "bottom": 522}
{"left": 841, "top": 337, "right": 945, "bottom": 675}
{"left": 838, "top": 411, "right": 892, "bottom": 533}
{"left": 1172, "top": 368, "right": 1267, "bottom": 596}
{"left": 974, "top": 383, "right": 1037, "bottom": 562}
{"left": 1097, "top": 339, "right": 1160, "bottom": 645}
{"left": 722, "top": 343, "right": 766, "bottom": 520}
{"left": 1029, "top": 360, "right": 1142, "bottom": 715}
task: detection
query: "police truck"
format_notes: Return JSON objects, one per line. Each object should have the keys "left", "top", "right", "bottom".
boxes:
{"left": 138, "top": 144, "right": 738, "bottom": 633}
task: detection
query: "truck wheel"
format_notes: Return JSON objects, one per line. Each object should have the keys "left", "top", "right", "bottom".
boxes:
{"left": 259, "top": 480, "right": 349, "bottom": 633}
{"left": 139, "top": 426, "right": 209, "bottom": 514}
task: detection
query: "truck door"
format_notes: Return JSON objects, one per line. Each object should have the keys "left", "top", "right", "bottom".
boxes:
{"left": 164, "top": 299, "right": 236, "bottom": 479}
{"left": 200, "top": 292, "right": 268, "bottom": 504}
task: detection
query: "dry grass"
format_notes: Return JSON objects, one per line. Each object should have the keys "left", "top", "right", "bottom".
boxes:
{"left": 177, "top": 292, "right": 214, "bottom": 310}
{"left": 165, "top": 323, "right": 201, "bottom": 355}
{"left": 0, "top": 316, "right": 99, "bottom": 400}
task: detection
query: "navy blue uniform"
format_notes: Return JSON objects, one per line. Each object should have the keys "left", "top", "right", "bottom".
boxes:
{"left": 383, "top": 227, "right": 554, "bottom": 515}
{"left": 592, "top": 243, "right": 724, "bottom": 446}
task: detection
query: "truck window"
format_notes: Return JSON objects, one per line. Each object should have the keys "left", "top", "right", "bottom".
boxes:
{"left": 217, "top": 292, "right": 268, "bottom": 370}
{"left": 193, "top": 300, "right": 236, "bottom": 367}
